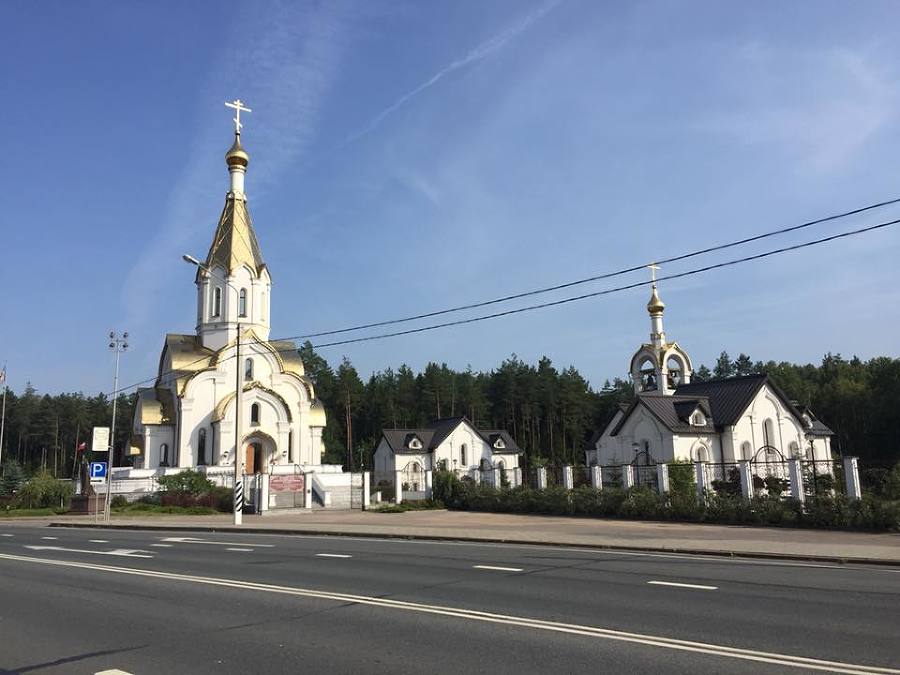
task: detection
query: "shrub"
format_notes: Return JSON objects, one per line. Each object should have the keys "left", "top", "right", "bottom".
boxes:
{"left": 156, "top": 469, "right": 216, "bottom": 496}
{"left": 0, "top": 460, "right": 27, "bottom": 496}
{"left": 110, "top": 495, "right": 129, "bottom": 509}
{"left": 14, "top": 472, "right": 74, "bottom": 509}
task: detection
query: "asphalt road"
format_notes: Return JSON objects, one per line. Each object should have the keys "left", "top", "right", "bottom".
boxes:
{"left": 0, "top": 525, "right": 898, "bottom": 675}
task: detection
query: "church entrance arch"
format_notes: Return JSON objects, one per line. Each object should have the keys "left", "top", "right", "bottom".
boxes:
{"left": 243, "top": 432, "right": 277, "bottom": 474}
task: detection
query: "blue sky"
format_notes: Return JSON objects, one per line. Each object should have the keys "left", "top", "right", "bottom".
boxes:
{"left": 3, "top": 0, "right": 900, "bottom": 396}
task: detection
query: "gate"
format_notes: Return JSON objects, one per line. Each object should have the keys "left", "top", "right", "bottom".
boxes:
{"left": 349, "top": 472, "right": 365, "bottom": 509}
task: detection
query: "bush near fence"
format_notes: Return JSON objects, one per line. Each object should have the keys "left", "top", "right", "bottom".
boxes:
{"left": 431, "top": 470, "right": 900, "bottom": 532}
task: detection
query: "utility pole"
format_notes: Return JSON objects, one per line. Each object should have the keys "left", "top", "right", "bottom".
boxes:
{"left": 105, "top": 331, "right": 128, "bottom": 522}
{"left": 0, "top": 362, "right": 7, "bottom": 469}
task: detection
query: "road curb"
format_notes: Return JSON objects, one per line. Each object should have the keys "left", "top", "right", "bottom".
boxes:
{"left": 47, "top": 521, "right": 900, "bottom": 567}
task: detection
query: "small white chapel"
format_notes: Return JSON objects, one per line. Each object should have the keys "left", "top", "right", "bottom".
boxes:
{"left": 586, "top": 276, "right": 833, "bottom": 468}
{"left": 127, "top": 104, "right": 333, "bottom": 482}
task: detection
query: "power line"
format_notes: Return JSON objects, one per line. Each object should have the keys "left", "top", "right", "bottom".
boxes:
{"left": 293, "top": 196, "right": 900, "bottom": 339}
{"left": 105, "top": 212, "right": 899, "bottom": 399}
{"left": 305, "top": 217, "right": 900, "bottom": 349}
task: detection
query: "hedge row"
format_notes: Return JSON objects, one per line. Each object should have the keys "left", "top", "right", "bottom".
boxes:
{"left": 432, "top": 471, "right": 900, "bottom": 531}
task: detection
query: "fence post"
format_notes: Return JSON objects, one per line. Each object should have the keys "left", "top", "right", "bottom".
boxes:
{"left": 590, "top": 465, "right": 602, "bottom": 491}
{"left": 513, "top": 467, "right": 522, "bottom": 488}
{"left": 694, "top": 462, "right": 706, "bottom": 503}
{"left": 424, "top": 469, "right": 433, "bottom": 499}
{"left": 363, "top": 471, "right": 371, "bottom": 509}
{"left": 394, "top": 469, "right": 403, "bottom": 504}
{"left": 739, "top": 460, "right": 753, "bottom": 500}
{"left": 537, "top": 467, "right": 547, "bottom": 490}
{"left": 304, "top": 472, "right": 312, "bottom": 509}
{"left": 843, "top": 456, "right": 862, "bottom": 501}
{"left": 622, "top": 464, "right": 634, "bottom": 490}
{"left": 656, "top": 463, "right": 670, "bottom": 495}
{"left": 260, "top": 474, "right": 270, "bottom": 513}
{"left": 562, "top": 465, "right": 574, "bottom": 490}
{"left": 788, "top": 458, "right": 805, "bottom": 503}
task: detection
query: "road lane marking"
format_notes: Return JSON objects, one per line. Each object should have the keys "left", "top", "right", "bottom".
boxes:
{"left": 473, "top": 565, "right": 524, "bottom": 572}
{"left": 0, "top": 552, "right": 895, "bottom": 675}
{"left": 40, "top": 536, "right": 58, "bottom": 540}
{"left": 316, "top": 553, "right": 352, "bottom": 559}
{"left": 24, "top": 546, "right": 153, "bottom": 559}
{"left": 95, "top": 670, "right": 135, "bottom": 675}
{"left": 89, "top": 539, "right": 110, "bottom": 543}
{"left": 150, "top": 544, "right": 173, "bottom": 548}
{"left": 226, "top": 548, "right": 254, "bottom": 552}
{"left": 161, "top": 537, "right": 274, "bottom": 548}
{"left": 647, "top": 581, "right": 718, "bottom": 590}
{"left": 1, "top": 534, "right": 13, "bottom": 537}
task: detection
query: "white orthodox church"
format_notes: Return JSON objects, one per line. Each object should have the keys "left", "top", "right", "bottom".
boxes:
{"left": 127, "top": 112, "right": 332, "bottom": 482}
{"left": 586, "top": 280, "right": 833, "bottom": 468}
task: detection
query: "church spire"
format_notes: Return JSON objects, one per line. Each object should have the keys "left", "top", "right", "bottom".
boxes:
{"left": 224, "top": 99, "right": 251, "bottom": 196}
{"left": 646, "top": 263, "right": 665, "bottom": 346}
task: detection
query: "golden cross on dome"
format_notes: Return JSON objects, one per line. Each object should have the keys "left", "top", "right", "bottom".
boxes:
{"left": 225, "top": 99, "right": 252, "bottom": 134}
{"left": 648, "top": 262, "right": 660, "bottom": 284}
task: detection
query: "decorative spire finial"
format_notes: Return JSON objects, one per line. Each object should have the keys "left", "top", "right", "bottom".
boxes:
{"left": 646, "top": 263, "right": 665, "bottom": 315}
{"left": 225, "top": 99, "right": 252, "bottom": 135}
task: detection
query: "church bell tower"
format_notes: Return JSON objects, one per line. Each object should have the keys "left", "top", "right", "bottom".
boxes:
{"left": 629, "top": 266, "right": 693, "bottom": 396}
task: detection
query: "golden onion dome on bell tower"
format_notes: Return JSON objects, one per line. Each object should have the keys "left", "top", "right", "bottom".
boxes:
{"left": 225, "top": 133, "right": 249, "bottom": 168}
{"left": 647, "top": 284, "right": 665, "bottom": 314}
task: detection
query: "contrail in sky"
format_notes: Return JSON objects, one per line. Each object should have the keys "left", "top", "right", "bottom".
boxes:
{"left": 341, "top": 0, "right": 563, "bottom": 147}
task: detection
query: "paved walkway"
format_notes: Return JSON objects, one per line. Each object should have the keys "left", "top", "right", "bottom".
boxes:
{"left": 8, "top": 509, "right": 896, "bottom": 564}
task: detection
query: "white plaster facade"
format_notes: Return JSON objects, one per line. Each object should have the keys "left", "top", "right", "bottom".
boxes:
{"left": 128, "top": 129, "right": 329, "bottom": 478}
{"left": 587, "top": 283, "right": 833, "bottom": 468}
{"left": 373, "top": 418, "right": 522, "bottom": 485}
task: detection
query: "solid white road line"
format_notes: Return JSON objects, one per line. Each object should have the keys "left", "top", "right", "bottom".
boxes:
{"left": 0, "top": 552, "right": 896, "bottom": 675}
{"left": 150, "top": 544, "right": 172, "bottom": 548}
{"left": 40, "top": 536, "right": 58, "bottom": 540}
{"left": 316, "top": 553, "right": 352, "bottom": 559}
{"left": 226, "top": 548, "right": 254, "bottom": 552}
{"left": 647, "top": 580, "right": 718, "bottom": 591}
{"left": 95, "top": 669, "right": 135, "bottom": 675}
{"left": 1, "top": 534, "right": 13, "bottom": 537}
{"left": 89, "top": 539, "right": 110, "bottom": 544}
{"left": 473, "top": 565, "right": 524, "bottom": 572}
{"left": 160, "top": 537, "right": 274, "bottom": 548}
{"left": 24, "top": 546, "right": 153, "bottom": 559}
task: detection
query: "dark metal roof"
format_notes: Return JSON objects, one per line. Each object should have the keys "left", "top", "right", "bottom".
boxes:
{"left": 378, "top": 417, "right": 523, "bottom": 454}
{"left": 674, "top": 374, "right": 772, "bottom": 428}
{"left": 612, "top": 395, "right": 717, "bottom": 435}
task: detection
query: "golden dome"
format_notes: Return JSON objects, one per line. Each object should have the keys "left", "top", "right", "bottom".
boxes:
{"left": 647, "top": 285, "right": 665, "bottom": 314}
{"left": 225, "top": 133, "right": 249, "bottom": 167}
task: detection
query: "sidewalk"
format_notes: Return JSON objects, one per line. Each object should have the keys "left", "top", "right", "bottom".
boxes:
{"left": 21, "top": 509, "right": 899, "bottom": 565}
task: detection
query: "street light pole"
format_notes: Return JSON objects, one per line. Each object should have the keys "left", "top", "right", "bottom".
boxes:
{"left": 183, "top": 254, "right": 243, "bottom": 525}
{"left": 106, "top": 331, "right": 128, "bottom": 522}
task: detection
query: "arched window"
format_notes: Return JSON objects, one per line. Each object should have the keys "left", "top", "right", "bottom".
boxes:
{"left": 694, "top": 444, "right": 711, "bottom": 463}
{"left": 198, "top": 429, "right": 207, "bottom": 465}
{"left": 666, "top": 356, "right": 684, "bottom": 389}
{"left": 763, "top": 418, "right": 777, "bottom": 450}
{"left": 288, "top": 430, "right": 293, "bottom": 458}
{"left": 212, "top": 287, "right": 222, "bottom": 318}
{"left": 459, "top": 444, "right": 467, "bottom": 466}
{"left": 239, "top": 288, "right": 248, "bottom": 317}
{"left": 244, "top": 358, "right": 253, "bottom": 381}
{"left": 159, "top": 443, "right": 169, "bottom": 467}
{"left": 251, "top": 403, "right": 260, "bottom": 425}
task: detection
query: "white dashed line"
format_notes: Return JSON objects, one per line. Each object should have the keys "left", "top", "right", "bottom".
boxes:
{"left": 647, "top": 581, "right": 718, "bottom": 590}
{"left": 473, "top": 565, "right": 524, "bottom": 572}
{"left": 316, "top": 553, "right": 352, "bottom": 559}
{"left": 89, "top": 539, "right": 109, "bottom": 544}
{"left": 40, "top": 536, "right": 58, "bottom": 540}
{"left": 226, "top": 547, "right": 254, "bottom": 552}
{"left": 150, "top": 544, "right": 172, "bottom": 548}
{"left": 1, "top": 534, "right": 13, "bottom": 537}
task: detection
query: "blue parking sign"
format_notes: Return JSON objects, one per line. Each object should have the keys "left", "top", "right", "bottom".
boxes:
{"left": 89, "top": 462, "right": 107, "bottom": 479}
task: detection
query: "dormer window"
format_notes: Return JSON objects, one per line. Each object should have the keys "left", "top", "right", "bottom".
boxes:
{"left": 493, "top": 437, "right": 505, "bottom": 449}
{"left": 691, "top": 411, "right": 706, "bottom": 426}
{"left": 408, "top": 436, "right": 422, "bottom": 450}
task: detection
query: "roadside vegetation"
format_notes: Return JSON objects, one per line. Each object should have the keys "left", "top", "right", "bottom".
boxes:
{"left": 431, "top": 467, "right": 900, "bottom": 532}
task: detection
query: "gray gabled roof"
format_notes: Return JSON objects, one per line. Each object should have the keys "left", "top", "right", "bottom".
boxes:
{"left": 377, "top": 417, "right": 523, "bottom": 454}
{"left": 612, "top": 395, "right": 716, "bottom": 435}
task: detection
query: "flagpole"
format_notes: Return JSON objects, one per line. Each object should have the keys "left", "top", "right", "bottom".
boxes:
{"left": 0, "top": 363, "right": 7, "bottom": 469}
